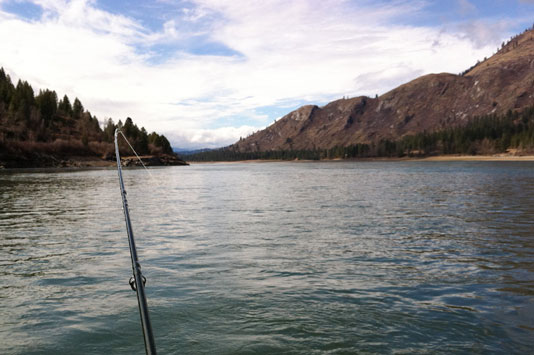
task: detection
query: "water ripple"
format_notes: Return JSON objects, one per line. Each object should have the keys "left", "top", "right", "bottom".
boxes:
{"left": 1, "top": 162, "right": 534, "bottom": 354}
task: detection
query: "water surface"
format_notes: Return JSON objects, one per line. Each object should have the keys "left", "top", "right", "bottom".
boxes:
{"left": 1, "top": 162, "right": 534, "bottom": 354}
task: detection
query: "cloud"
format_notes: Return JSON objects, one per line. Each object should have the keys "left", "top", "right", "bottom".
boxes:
{"left": 165, "top": 125, "right": 257, "bottom": 149}
{"left": 457, "top": 0, "right": 477, "bottom": 16}
{"left": 455, "top": 20, "right": 512, "bottom": 49}
{"left": 0, "top": 0, "right": 522, "bottom": 149}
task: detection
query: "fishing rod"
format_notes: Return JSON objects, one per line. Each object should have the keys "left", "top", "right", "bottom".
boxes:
{"left": 114, "top": 128, "right": 157, "bottom": 355}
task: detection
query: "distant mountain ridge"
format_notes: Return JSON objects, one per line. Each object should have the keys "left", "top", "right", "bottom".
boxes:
{"left": 174, "top": 148, "right": 213, "bottom": 155}
{"left": 231, "top": 28, "right": 534, "bottom": 153}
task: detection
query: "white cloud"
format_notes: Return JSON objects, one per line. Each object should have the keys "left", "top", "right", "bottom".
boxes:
{"left": 166, "top": 125, "right": 257, "bottom": 149}
{"left": 0, "top": 0, "right": 520, "bottom": 149}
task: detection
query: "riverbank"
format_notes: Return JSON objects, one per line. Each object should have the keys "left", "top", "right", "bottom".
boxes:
{"left": 3, "top": 153, "right": 533, "bottom": 168}
{"left": 420, "top": 154, "right": 534, "bottom": 161}
{"left": 187, "top": 154, "right": 534, "bottom": 164}
{"left": 0, "top": 154, "right": 188, "bottom": 169}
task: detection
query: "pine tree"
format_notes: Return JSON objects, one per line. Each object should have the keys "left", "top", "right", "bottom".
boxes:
{"left": 9, "top": 80, "right": 35, "bottom": 123}
{"left": 58, "top": 95, "right": 73, "bottom": 116}
{"left": 72, "top": 98, "right": 83, "bottom": 119}
{"left": 36, "top": 89, "right": 58, "bottom": 126}
{"left": 102, "top": 118, "right": 116, "bottom": 142}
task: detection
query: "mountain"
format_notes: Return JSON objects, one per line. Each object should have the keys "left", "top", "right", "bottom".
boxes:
{"left": 231, "top": 28, "right": 534, "bottom": 153}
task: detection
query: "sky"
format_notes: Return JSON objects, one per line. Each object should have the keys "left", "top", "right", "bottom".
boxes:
{"left": 0, "top": 0, "right": 532, "bottom": 149}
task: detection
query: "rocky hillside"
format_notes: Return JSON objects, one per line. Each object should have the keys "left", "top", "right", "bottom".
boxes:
{"left": 231, "top": 28, "right": 534, "bottom": 152}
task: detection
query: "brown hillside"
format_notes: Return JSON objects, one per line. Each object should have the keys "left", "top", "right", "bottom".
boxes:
{"left": 232, "top": 28, "right": 534, "bottom": 152}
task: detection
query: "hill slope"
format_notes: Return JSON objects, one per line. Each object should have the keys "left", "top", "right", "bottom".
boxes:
{"left": 231, "top": 28, "right": 534, "bottom": 152}
{"left": 0, "top": 70, "right": 187, "bottom": 168}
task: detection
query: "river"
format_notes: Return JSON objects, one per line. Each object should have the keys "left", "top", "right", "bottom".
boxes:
{"left": 1, "top": 161, "right": 533, "bottom": 354}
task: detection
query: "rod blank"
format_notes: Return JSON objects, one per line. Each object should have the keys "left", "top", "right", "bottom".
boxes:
{"left": 115, "top": 129, "right": 157, "bottom": 355}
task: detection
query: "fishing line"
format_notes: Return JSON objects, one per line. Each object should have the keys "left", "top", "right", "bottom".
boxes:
{"left": 116, "top": 131, "right": 186, "bottom": 220}
{"left": 117, "top": 130, "right": 154, "bottom": 179}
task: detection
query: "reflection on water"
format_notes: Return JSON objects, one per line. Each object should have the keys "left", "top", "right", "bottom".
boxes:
{"left": 1, "top": 162, "right": 534, "bottom": 354}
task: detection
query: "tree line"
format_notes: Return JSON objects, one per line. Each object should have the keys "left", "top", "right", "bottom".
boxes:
{"left": 0, "top": 67, "right": 172, "bottom": 160}
{"left": 186, "top": 105, "right": 534, "bottom": 161}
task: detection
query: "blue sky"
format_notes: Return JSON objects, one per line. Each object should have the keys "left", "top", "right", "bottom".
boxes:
{"left": 0, "top": 0, "right": 532, "bottom": 149}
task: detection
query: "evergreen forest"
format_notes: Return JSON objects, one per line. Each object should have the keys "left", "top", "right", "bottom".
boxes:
{"left": 0, "top": 67, "right": 173, "bottom": 166}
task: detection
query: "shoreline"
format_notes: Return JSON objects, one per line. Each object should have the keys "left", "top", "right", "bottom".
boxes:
{"left": 419, "top": 154, "right": 534, "bottom": 161}
{"left": 0, "top": 154, "right": 188, "bottom": 169}
{"left": 188, "top": 154, "right": 534, "bottom": 164}
{"left": 3, "top": 154, "right": 534, "bottom": 169}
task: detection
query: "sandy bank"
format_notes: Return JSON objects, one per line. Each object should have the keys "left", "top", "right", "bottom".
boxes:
{"left": 420, "top": 155, "right": 534, "bottom": 161}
